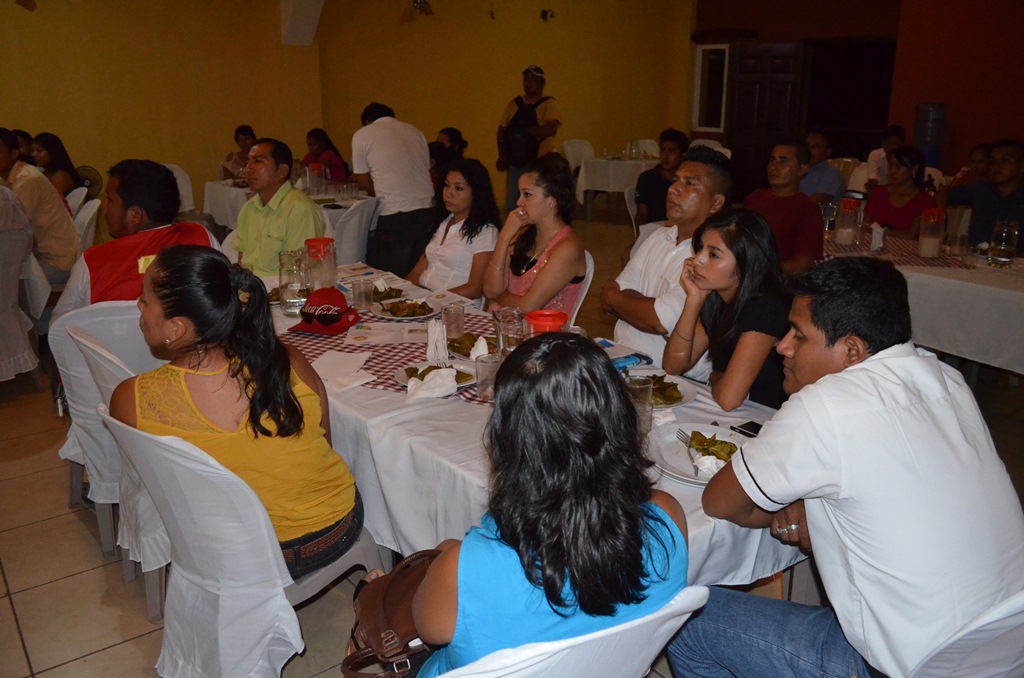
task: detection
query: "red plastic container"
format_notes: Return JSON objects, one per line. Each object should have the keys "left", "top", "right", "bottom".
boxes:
{"left": 525, "top": 309, "right": 568, "bottom": 335}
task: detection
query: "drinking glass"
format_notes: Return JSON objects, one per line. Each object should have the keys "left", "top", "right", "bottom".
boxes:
{"left": 988, "top": 220, "right": 1018, "bottom": 269}
{"left": 350, "top": 279, "right": 373, "bottom": 310}
{"left": 279, "top": 252, "right": 312, "bottom": 317}
{"left": 442, "top": 303, "right": 464, "bottom": 339}
{"left": 821, "top": 203, "right": 838, "bottom": 240}
{"left": 626, "top": 375, "right": 654, "bottom": 437}
{"left": 475, "top": 354, "right": 502, "bottom": 403}
{"left": 497, "top": 307, "right": 526, "bottom": 355}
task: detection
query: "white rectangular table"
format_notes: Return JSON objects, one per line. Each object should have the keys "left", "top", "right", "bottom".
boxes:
{"left": 279, "top": 268, "right": 806, "bottom": 587}
{"left": 575, "top": 158, "right": 657, "bottom": 221}
{"left": 203, "top": 181, "right": 368, "bottom": 233}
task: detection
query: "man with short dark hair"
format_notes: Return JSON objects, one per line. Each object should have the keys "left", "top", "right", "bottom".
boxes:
{"left": 667, "top": 256, "right": 1024, "bottom": 677}
{"left": 52, "top": 160, "right": 218, "bottom": 322}
{"left": 496, "top": 66, "right": 563, "bottom": 213}
{"left": 351, "top": 103, "right": 434, "bottom": 276}
{"left": 0, "top": 127, "right": 78, "bottom": 284}
{"left": 601, "top": 145, "right": 731, "bottom": 374}
{"left": 865, "top": 123, "right": 906, "bottom": 190}
{"left": 800, "top": 131, "right": 845, "bottom": 206}
{"left": 634, "top": 128, "right": 690, "bottom": 225}
{"left": 941, "top": 138, "right": 1024, "bottom": 252}
{"left": 234, "top": 137, "right": 325, "bottom": 277}
{"left": 743, "top": 141, "right": 822, "bottom": 275}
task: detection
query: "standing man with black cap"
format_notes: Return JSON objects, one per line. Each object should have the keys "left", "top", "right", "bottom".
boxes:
{"left": 495, "top": 65, "right": 563, "bottom": 213}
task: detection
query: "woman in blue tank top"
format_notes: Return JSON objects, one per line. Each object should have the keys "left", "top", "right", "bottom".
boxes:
{"left": 412, "top": 333, "right": 690, "bottom": 676}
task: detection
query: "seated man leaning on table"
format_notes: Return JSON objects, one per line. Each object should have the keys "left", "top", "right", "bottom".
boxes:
{"left": 600, "top": 145, "right": 732, "bottom": 376}
{"left": 233, "top": 137, "right": 325, "bottom": 277}
{"left": 743, "top": 140, "right": 823, "bottom": 276}
{"left": 52, "top": 159, "right": 218, "bottom": 323}
{"left": 667, "top": 257, "right": 1024, "bottom": 678}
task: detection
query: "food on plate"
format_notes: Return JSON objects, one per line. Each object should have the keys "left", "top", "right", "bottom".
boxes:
{"left": 385, "top": 299, "right": 433, "bottom": 317}
{"left": 404, "top": 364, "right": 473, "bottom": 384}
{"left": 651, "top": 374, "right": 682, "bottom": 407}
{"left": 372, "top": 286, "right": 403, "bottom": 303}
{"left": 689, "top": 430, "right": 738, "bottom": 462}
{"left": 447, "top": 332, "right": 499, "bottom": 358}
{"left": 268, "top": 286, "right": 281, "bottom": 304}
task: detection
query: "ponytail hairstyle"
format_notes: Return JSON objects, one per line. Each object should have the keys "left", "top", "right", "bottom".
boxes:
{"left": 150, "top": 245, "right": 303, "bottom": 437}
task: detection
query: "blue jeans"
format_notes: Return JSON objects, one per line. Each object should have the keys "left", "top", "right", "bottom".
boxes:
{"left": 667, "top": 587, "right": 874, "bottom": 678}
{"left": 505, "top": 165, "right": 526, "bottom": 214}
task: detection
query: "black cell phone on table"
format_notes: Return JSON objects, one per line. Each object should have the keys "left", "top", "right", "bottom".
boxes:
{"left": 730, "top": 421, "right": 762, "bottom": 437}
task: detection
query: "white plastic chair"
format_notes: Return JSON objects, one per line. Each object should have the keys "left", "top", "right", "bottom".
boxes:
{"left": 908, "top": 588, "right": 1024, "bottom": 677}
{"left": 162, "top": 163, "right": 196, "bottom": 213}
{"left": 221, "top": 227, "right": 238, "bottom": 257}
{"left": 66, "top": 186, "right": 88, "bottom": 217}
{"left": 568, "top": 251, "right": 594, "bottom": 327}
{"left": 688, "top": 138, "right": 732, "bottom": 159}
{"left": 637, "top": 139, "right": 659, "bottom": 158}
{"left": 66, "top": 323, "right": 170, "bottom": 622}
{"left": 827, "top": 158, "right": 862, "bottom": 186}
{"left": 333, "top": 197, "right": 380, "bottom": 265}
{"left": 624, "top": 187, "right": 639, "bottom": 236}
{"left": 98, "top": 407, "right": 384, "bottom": 678}
{"left": 924, "top": 166, "right": 946, "bottom": 192}
{"left": 441, "top": 585, "right": 709, "bottom": 677}
{"left": 73, "top": 199, "right": 100, "bottom": 258}
{"left": 846, "top": 163, "right": 871, "bottom": 192}
{"left": 50, "top": 302, "right": 164, "bottom": 553}
{"left": 562, "top": 140, "right": 595, "bottom": 175}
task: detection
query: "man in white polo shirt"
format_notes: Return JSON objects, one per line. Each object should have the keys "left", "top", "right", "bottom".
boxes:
{"left": 351, "top": 102, "right": 434, "bottom": 277}
{"left": 667, "top": 257, "right": 1024, "bottom": 677}
{"left": 600, "top": 145, "right": 731, "bottom": 375}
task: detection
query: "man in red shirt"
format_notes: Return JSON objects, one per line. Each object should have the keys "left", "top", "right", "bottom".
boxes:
{"left": 743, "top": 141, "right": 823, "bottom": 275}
{"left": 52, "top": 160, "right": 218, "bottom": 322}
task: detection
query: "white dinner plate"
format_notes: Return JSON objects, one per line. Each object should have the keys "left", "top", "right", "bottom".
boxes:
{"left": 649, "top": 423, "right": 748, "bottom": 488}
{"left": 627, "top": 368, "right": 698, "bottom": 409}
{"left": 393, "top": 361, "right": 476, "bottom": 388}
{"left": 368, "top": 298, "right": 443, "bottom": 320}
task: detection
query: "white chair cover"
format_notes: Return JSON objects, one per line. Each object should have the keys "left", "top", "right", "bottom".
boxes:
{"left": 221, "top": 228, "right": 238, "bottom": 258}
{"left": 637, "top": 139, "right": 659, "bottom": 158}
{"left": 568, "top": 251, "right": 594, "bottom": 326}
{"left": 827, "top": 157, "right": 863, "bottom": 186}
{"left": 846, "top": 163, "right": 871, "bottom": 192}
{"left": 624, "top": 187, "right": 639, "bottom": 236}
{"left": 441, "top": 585, "right": 709, "bottom": 677}
{"left": 1, "top": 231, "right": 37, "bottom": 382}
{"left": 66, "top": 186, "right": 88, "bottom": 217}
{"left": 74, "top": 199, "right": 100, "bottom": 258}
{"left": 688, "top": 138, "right": 732, "bottom": 159}
{"left": 924, "top": 167, "right": 946, "bottom": 192}
{"left": 562, "top": 140, "right": 595, "bottom": 174}
{"left": 19, "top": 253, "right": 51, "bottom": 320}
{"left": 163, "top": 164, "right": 196, "bottom": 213}
{"left": 99, "top": 408, "right": 304, "bottom": 678}
{"left": 908, "top": 588, "right": 1024, "bottom": 677}
{"left": 50, "top": 302, "right": 163, "bottom": 501}
{"left": 66, "top": 324, "right": 170, "bottom": 572}
{"left": 333, "top": 197, "right": 380, "bottom": 265}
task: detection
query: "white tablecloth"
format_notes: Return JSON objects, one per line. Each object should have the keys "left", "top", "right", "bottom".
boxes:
{"left": 203, "top": 181, "right": 365, "bottom": 234}
{"left": 575, "top": 158, "right": 657, "bottom": 204}
{"left": 284, "top": 269, "right": 805, "bottom": 587}
{"left": 902, "top": 259, "right": 1024, "bottom": 374}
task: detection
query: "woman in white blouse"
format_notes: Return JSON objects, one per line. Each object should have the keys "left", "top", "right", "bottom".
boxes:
{"left": 407, "top": 159, "right": 500, "bottom": 299}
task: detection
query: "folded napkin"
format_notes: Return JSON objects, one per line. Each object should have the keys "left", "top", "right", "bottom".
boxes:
{"left": 373, "top": 277, "right": 388, "bottom": 292}
{"left": 426, "top": 319, "right": 448, "bottom": 362}
{"left": 312, "top": 351, "right": 376, "bottom": 393}
{"left": 652, "top": 410, "right": 676, "bottom": 428}
{"left": 469, "top": 335, "right": 490, "bottom": 361}
{"left": 694, "top": 454, "right": 726, "bottom": 480}
{"left": 406, "top": 368, "right": 457, "bottom": 402}
{"left": 870, "top": 222, "right": 886, "bottom": 252}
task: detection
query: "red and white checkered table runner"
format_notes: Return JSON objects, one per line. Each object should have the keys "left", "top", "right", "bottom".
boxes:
{"left": 824, "top": 236, "right": 963, "bottom": 268}
{"left": 283, "top": 312, "right": 495, "bottom": 406}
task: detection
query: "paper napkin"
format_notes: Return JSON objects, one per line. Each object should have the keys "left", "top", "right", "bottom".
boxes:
{"left": 406, "top": 368, "right": 457, "bottom": 402}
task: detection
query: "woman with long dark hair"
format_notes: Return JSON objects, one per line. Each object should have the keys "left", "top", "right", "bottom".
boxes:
{"left": 436, "top": 127, "right": 468, "bottom": 158}
{"left": 406, "top": 158, "right": 499, "bottom": 300}
{"left": 31, "top": 132, "right": 81, "bottom": 196}
{"left": 110, "top": 245, "right": 362, "bottom": 579}
{"left": 302, "top": 127, "right": 349, "bottom": 182}
{"left": 664, "top": 207, "right": 790, "bottom": 410}
{"left": 482, "top": 153, "right": 587, "bottom": 313}
{"left": 864, "top": 144, "right": 935, "bottom": 239}
{"left": 411, "top": 334, "right": 689, "bottom": 676}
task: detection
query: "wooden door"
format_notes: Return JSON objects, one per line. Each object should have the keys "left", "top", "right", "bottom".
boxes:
{"left": 726, "top": 42, "right": 806, "bottom": 201}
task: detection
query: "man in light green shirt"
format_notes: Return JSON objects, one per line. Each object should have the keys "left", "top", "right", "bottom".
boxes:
{"left": 234, "top": 137, "right": 325, "bottom": 276}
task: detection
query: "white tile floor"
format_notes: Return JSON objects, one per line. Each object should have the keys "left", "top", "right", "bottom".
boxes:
{"left": 3, "top": 210, "right": 1018, "bottom": 677}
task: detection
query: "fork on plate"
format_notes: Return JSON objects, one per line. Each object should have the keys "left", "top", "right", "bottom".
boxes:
{"left": 675, "top": 429, "right": 699, "bottom": 475}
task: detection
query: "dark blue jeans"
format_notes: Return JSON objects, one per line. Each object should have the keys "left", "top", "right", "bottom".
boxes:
{"left": 667, "top": 587, "right": 874, "bottom": 678}
{"left": 279, "top": 491, "right": 364, "bottom": 580}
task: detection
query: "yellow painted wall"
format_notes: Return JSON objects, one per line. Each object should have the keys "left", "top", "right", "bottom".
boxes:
{"left": 316, "top": 0, "right": 697, "bottom": 206}
{"left": 1, "top": 0, "right": 322, "bottom": 239}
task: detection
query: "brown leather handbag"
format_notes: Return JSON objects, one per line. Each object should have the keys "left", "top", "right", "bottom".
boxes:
{"left": 341, "top": 549, "right": 441, "bottom": 678}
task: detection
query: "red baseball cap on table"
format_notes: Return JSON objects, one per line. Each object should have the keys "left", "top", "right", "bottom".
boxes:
{"left": 288, "top": 288, "right": 360, "bottom": 336}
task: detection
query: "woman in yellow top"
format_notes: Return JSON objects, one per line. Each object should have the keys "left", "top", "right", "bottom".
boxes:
{"left": 111, "top": 245, "right": 360, "bottom": 579}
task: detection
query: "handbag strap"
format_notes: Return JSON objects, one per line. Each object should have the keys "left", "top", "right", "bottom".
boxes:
{"left": 341, "top": 646, "right": 410, "bottom": 678}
